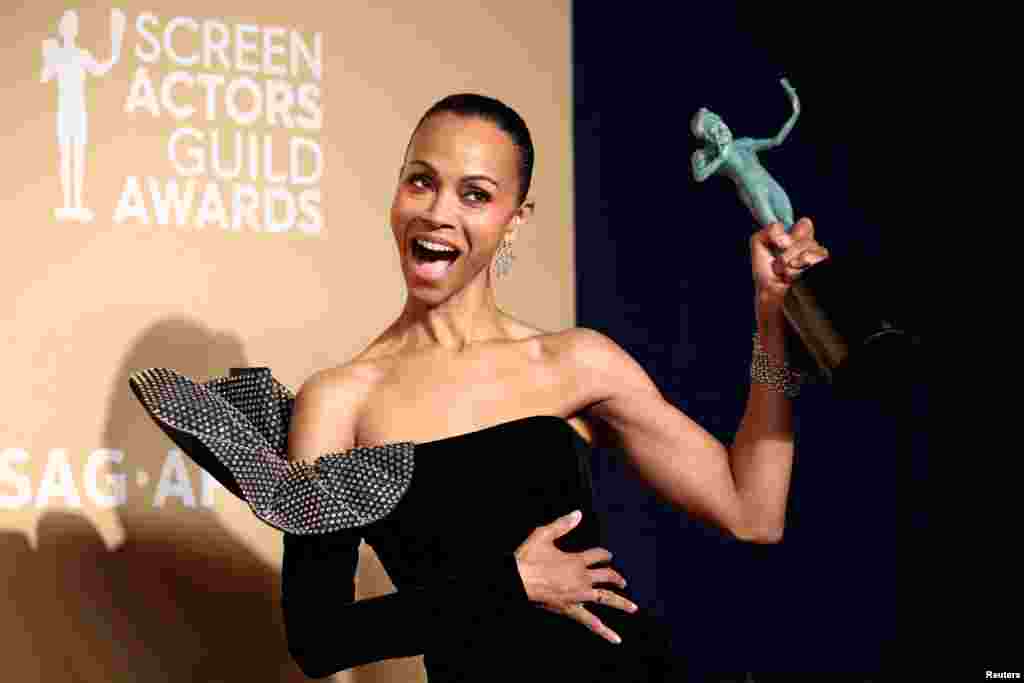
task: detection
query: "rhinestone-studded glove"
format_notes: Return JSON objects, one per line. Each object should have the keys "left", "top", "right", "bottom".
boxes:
{"left": 129, "top": 367, "right": 415, "bottom": 534}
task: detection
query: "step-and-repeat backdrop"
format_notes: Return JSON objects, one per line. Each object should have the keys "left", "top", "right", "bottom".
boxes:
{"left": 1, "top": 2, "right": 572, "bottom": 680}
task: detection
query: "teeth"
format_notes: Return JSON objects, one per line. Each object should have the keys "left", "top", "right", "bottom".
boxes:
{"left": 414, "top": 238, "right": 457, "bottom": 253}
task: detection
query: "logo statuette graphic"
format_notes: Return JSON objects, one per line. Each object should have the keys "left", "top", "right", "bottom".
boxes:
{"left": 38, "top": 8, "right": 324, "bottom": 234}
{"left": 41, "top": 8, "right": 126, "bottom": 223}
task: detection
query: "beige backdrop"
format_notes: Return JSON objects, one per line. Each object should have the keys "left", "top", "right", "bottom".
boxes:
{"left": 0, "top": 1, "right": 573, "bottom": 680}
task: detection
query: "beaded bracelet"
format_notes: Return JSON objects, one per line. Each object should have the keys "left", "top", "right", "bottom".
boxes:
{"left": 750, "top": 331, "right": 807, "bottom": 399}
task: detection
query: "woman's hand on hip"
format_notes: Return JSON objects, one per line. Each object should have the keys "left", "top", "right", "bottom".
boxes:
{"left": 514, "top": 510, "right": 637, "bottom": 644}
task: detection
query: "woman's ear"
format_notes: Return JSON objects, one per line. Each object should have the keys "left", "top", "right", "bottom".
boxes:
{"left": 506, "top": 200, "right": 534, "bottom": 244}
{"left": 514, "top": 199, "right": 535, "bottom": 226}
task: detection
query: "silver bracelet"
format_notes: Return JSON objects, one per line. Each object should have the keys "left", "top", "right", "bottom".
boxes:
{"left": 750, "top": 331, "right": 805, "bottom": 399}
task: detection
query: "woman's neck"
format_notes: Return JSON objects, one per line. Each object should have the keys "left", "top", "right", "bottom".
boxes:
{"left": 392, "top": 282, "right": 508, "bottom": 351}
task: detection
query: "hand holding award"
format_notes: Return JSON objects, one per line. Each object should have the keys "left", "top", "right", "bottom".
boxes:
{"left": 691, "top": 78, "right": 913, "bottom": 391}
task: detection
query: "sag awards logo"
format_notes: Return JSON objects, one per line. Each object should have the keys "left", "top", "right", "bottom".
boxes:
{"left": 40, "top": 7, "right": 324, "bottom": 235}
{"left": 1, "top": 447, "right": 222, "bottom": 511}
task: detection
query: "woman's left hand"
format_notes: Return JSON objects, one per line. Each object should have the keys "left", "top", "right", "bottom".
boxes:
{"left": 750, "top": 217, "right": 829, "bottom": 311}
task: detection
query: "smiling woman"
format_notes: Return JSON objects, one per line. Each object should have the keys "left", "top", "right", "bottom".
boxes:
{"left": 131, "top": 91, "right": 829, "bottom": 681}
{"left": 408, "top": 233, "right": 461, "bottom": 282}
{"left": 389, "top": 96, "right": 534, "bottom": 302}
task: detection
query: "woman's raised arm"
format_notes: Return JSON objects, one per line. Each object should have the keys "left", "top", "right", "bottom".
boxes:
{"left": 562, "top": 325, "right": 794, "bottom": 543}
{"left": 562, "top": 218, "right": 826, "bottom": 543}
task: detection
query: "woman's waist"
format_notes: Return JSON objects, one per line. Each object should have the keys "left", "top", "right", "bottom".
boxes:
{"left": 368, "top": 514, "right": 604, "bottom": 584}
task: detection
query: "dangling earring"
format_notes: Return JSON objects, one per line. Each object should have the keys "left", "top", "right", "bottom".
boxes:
{"left": 494, "top": 238, "right": 515, "bottom": 278}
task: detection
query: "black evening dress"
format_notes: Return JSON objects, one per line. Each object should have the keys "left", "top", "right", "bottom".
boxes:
{"left": 129, "top": 367, "right": 679, "bottom": 681}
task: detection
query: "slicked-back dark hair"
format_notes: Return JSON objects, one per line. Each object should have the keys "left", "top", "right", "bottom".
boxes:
{"left": 407, "top": 93, "right": 534, "bottom": 205}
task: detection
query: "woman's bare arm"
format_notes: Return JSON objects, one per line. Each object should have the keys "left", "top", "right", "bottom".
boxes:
{"left": 562, "top": 327, "right": 793, "bottom": 543}
{"left": 286, "top": 366, "right": 367, "bottom": 463}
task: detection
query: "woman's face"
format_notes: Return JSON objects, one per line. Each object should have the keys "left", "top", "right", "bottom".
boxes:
{"left": 390, "top": 112, "right": 528, "bottom": 303}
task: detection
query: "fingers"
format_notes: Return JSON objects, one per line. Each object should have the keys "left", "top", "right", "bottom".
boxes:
{"left": 538, "top": 509, "right": 582, "bottom": 541}
{"left": 755, "top": 219, "right": 825, "bottom": 281}
{"left": 752, "top": 222, "right": 790, "bottom": 256}
{"left": 588, "top": 566, "right": 627, "bottom": 590}
{"left": 577, "top": 547, "right": 613, "bottom": 567}
{"left": 791, "top": 217, "right": 814, "bottom": 241}
{"left": 772, "top": 242, "right": 830, "bottom": 281}
{"left": 589, "top": 587, "right": 638, "bottom": 614}
{"left": 567, "top": 604, "right": 623, "bottom": 645}
{"left": 754, "top": 218, "right": 812, "bottom": 248}
{"left": 777, "top": 235, "right": 828, "bottom": 270}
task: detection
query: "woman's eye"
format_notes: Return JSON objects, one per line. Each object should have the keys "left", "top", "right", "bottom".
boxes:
{"left": 408, "top": 175, "right": 433, "bottom": 190}
{"left": 464, "top": 189, "right": 490, "bottom": 203}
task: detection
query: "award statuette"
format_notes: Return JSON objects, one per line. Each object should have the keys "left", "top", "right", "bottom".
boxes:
{"left": 691, "top": 78, "right": 914, "bottom": 391}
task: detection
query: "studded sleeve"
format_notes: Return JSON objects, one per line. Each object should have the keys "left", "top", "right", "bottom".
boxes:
{"left": 128, "top": 368, "right": 530, "bottom": 675}
{"left": 128, "top": 368, "right": 417, "bottom": 534}
{"left": 280, "top": 530, "right": 529, "bottom": 678}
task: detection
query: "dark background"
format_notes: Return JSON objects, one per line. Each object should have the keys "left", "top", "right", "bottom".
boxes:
{"left": 572, "top": 5, "right": 935, "bottom": 679}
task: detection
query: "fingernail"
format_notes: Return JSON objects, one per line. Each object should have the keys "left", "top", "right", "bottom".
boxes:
{"left": 571, "top": 510, "right": 581, "bottom": 520}
{"left": 613, "top": 635, "right": 622, "bottom": 644}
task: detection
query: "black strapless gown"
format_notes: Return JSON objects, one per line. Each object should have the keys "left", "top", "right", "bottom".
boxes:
{"left": 129, "top": 367, "right": 679, "bottom": 681}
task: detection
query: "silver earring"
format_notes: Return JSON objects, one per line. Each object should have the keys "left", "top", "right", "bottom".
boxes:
{"left": 495, "top": 239, "right": 514, "bottom": 278}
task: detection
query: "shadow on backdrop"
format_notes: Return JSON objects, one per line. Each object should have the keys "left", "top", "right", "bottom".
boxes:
{"left": 3, "top": 318, "right": 424, "bottom": 682}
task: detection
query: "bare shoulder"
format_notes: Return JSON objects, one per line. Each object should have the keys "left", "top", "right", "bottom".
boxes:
{"left": 287, "top": 360, "right": 384, "bottom": 463}
{"left": 544, "top": 326, "right": 615, "bottom": 355}
{"left": 543, "top": 326, "right": 661, "bottom": 403}
{"left": 544, "top": 326, "right": 647, "bottom": 372}
{"left": 529, "top": 327, "right": 660, "bottom": 447}
{"left": 497, "top": 319, "right": 609, "bottom": 366}
{"left": 498, "top": 312, "right": 555, "bottom": 341}
{"left": 306, "top": 357, "right": 385, "bottom": 389}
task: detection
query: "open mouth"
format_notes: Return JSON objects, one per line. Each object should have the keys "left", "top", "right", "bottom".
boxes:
{"left": 409, "top": 237, "right": 461, "bottom": 280}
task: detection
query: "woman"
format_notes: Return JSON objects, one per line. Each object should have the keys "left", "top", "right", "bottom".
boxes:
{"left": 130, "top": 93, "right": 828, "bottom": 681}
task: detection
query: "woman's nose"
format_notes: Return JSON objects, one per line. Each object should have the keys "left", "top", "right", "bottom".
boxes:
{"left": 423, "top": 189, "right": 459, "bottom": 227}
